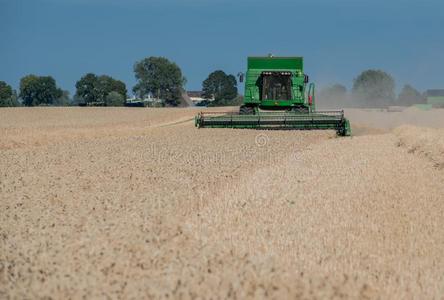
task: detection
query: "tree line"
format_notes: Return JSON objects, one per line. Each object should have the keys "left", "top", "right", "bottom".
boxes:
{"left": 0, "top": 56, "right": 240, "bottom": 107}
{"left": 318, "top": 70, "right": 425, "bottom": 108}
{"left": 0, "top": 57, "right": 425, "bottom": 108}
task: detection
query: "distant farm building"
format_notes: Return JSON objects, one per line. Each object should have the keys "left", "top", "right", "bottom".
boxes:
{"left": 187, "top": 91, "right": 214, "bottom": 105}
{"left": 426, "top": 90, "right": 444, "bottom": 108}
{"left": 125, "top": 95, "right": 164, "bottom": 107}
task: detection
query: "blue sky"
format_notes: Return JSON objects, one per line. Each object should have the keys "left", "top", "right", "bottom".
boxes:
{"left": 1, "top": 0, "right": 443, "bottom": 95}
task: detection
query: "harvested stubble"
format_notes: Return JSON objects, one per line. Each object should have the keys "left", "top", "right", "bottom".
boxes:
{"left": 1, "top": 107, "right": 443, "bottom": 299}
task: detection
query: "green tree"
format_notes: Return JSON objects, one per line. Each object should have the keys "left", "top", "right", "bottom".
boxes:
{"left": 19, "top": 75, "right": 38, "bottom": 106}
{"left": 53, "top": 90, "right": 71, "bottom": 106}
{"left": 105, "top": 91, "right": 125, "bottom": 106}
{"left": 108, "top": 77, "right": 127, "bottom": 101}
{"left": 133, "top": 56, "right": 186, "bottom": 106}
{"left": 397, "top": 84, "right": 423, "bottom": 106}
{"left": 352, "top": 70, "right": 395, "bottom": 107}
{"left": 96, "top": 75, "right": 127, "bottom": 104}
{"left": 75, "top": 73, "right": 127, "bottom": 106}
{"left": 0, "top": 81, "right": 13, "bottom": 101}
{"left": 0, "top": 81, "right": 19, "bottom": 107}
{"left": 96, "top": 75, "right": 111, "bottom": 103}
{"left": 75, "top": 73, "right": 99, "bottom": 104}
{"left": 19, "top": 75, "right": 63, "bottom": 106}
{"left": 202, "top": 70, "right": 238, "bottom": 106}
{"left": 318, "top": 84, "right": 347, "bottom": 108}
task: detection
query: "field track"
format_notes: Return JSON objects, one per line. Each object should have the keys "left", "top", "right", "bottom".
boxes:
{"left": 1, "top": 107, "right": 444, "bottom": 298}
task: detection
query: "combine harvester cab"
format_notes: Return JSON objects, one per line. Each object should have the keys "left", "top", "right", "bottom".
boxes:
{"left": 195, "top": 56, "right": 351, "bottom": 136}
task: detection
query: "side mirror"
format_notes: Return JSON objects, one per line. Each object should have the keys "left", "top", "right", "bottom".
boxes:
{"left": 237, "top": 72, "right": 244, "bottom": 83}
{"left": 304, "top": 74, "right": 309, "bottom": 84}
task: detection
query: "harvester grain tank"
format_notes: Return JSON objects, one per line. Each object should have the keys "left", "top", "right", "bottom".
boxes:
{"left": 195, "top": 56, "right": 351, "bottom": 136}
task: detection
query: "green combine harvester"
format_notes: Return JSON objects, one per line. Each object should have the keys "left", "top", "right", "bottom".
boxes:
{"left": 195, "top": 56, "right": 351, "bottom": 136}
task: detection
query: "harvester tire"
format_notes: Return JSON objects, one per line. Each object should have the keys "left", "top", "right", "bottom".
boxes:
{"left": 240, "top": 106, "right": 255, "bottom": 115}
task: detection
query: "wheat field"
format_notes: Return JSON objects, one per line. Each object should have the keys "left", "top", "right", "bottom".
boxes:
{"left": 1, "top": 107, "right": 443, "bottom": 299}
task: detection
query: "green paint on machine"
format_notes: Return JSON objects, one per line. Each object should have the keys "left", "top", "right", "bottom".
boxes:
{"left": 195, "top": 55, "right": 351, "bottom": 136}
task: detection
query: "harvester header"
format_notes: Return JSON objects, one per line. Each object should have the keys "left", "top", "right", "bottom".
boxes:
{"left": 195, "top": 55, "right": 351, "bottom": 136}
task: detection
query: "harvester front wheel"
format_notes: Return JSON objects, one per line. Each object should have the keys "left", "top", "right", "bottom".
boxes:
{"left": 239, "top": 105, "right": 255, "bottom": 115}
